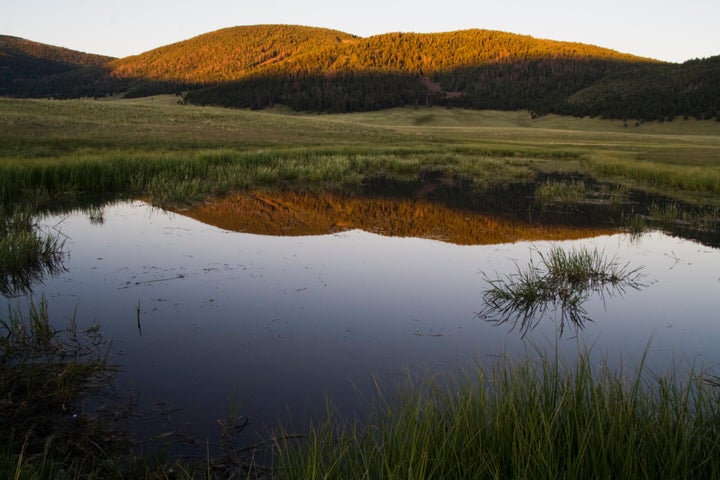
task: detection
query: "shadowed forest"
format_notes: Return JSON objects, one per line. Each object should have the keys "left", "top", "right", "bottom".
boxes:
{"left": 2, "top": 25, "right": 719, "bottom": 120}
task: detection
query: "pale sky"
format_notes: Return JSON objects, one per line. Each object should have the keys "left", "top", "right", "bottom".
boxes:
{"left": 2, "top": 0, "right": 718, "bottom": 63}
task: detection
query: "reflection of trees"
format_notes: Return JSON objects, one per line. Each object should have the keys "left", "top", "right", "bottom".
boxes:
{"left": 478, "top": 246, "right": 645, "bottom": 337}
{"left": 180, "top": 191, "right": 614, "bottom": 245}
{"left": 1, "top": 211, "right": 66, "bottom": 296}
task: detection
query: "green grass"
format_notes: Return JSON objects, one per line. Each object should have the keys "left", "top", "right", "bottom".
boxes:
{"left": 5, "top": 298, "right": 720, "bottom": 479}
{"left": 272, "top": 348, "right": 720, "bottom": 480}
{"left": 0, "top": 208, "right": 65, "bottom": 296}
{"left": 0, "top": 299, "right": 120, "bottom": 478}
{"left": 479, "top": 246, "right": 644, "bottom": 336}
{"left": 535, "top": 179, "right": 587, "bottom": 205}
{"left": 0, "top": 300, "right": 263, "bottom": 479}
{"left": 2, "top": 98, "right": 720, "bottom": 214}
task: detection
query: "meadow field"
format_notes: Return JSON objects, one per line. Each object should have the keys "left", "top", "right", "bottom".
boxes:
{"left": 3, "top": 96, "right": 720, "bottom": 479}
{"left": 2, "top": 95, "right": 720, "bottom": 212}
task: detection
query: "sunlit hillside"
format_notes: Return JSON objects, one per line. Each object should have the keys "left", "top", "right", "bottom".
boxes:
{"left": 2, "top": 25, "right": 718, "bottom": 120}
{"left": 108, "top": 26, "right": 648, "bottom": 82}
{"left": 109, "top": 25, "right": 356, "bottom": 84}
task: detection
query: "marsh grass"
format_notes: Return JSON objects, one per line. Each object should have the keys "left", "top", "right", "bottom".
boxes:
{"left": 587, "top": 157, "right": 720, "bottom": 196}
{"left": 479, "top": 246, "right": 644, "bottom": 336}
{"left": 3, "top": 98, "right": 720, "bottom": 216}
{"left": 0, "top": 209, "right": 66, "bottom": 296}
{"left": 535, "top": 179, "right": 586, "bottom": 205}
{"left": 0, "top": 299, "right": 124, "bottom": 477}
{"left": 272, "top": 349, "right": 720, "bottom": 479}
{"left": 0, "top": 147, "right": 536, "bottom": 210}
{"left": 0, "top": 301, "right": 265, "bottom": 479}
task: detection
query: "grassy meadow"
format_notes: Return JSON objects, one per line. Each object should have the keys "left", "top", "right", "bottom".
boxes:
{"left": 2, "top": 96, "right": 720, "bottom": 211}
{"left": 2, "top": 96, "right": 720, "bottom": 478}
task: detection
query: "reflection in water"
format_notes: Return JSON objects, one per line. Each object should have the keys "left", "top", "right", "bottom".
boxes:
{"left": 479, "top": 246, "right": 645, "bottom": 337}
{"left": 179, "top": 191, "right": 617, "bottom": 245}
{"left": 5, "top": 200, "right": 720, "bottom": 450}
{"left": 0, "top": 211, "right": 66, "bottom": 296}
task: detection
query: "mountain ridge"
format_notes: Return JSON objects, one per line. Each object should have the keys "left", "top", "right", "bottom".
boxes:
{"left": 2, "top": 25, "right": 718, "bottom": 120}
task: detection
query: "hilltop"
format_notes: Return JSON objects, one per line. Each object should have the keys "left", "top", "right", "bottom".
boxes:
{"left": 1, "top": 25, "right": 719, "bottom": 120}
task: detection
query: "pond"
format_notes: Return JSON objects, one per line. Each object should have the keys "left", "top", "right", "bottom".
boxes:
{"left": 3, "top": 191, "right": 720, "bottom": 448}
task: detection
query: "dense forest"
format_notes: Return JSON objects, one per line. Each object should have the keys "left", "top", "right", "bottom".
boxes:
{"left": 2, "top": 25, "right": 719, "bottom": 121}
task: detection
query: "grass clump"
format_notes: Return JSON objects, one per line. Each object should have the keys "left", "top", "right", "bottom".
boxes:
{"left": 0, "top": 209, "right": 66, "bottom": 296}
{"left": 479, "top": 246, "right": 644, "bottom": 336}
{"left": 535, "top": 179, "right": 586, "bottom": 205}
{"left": 273, "top": 350, "right": 720, "bottom": 479}
{"left": 0, "top": 299, "right": 124, "bottom": 478}
{"left": 0, "top": 300, "right": 271, "bottom": 479}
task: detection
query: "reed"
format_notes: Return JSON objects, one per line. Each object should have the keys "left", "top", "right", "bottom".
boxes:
{"left": 0, "top": 301, "right": 215, "bottom": 479}
{"left": 0, "top": 208, "right": 66, "bottom": 296}
{"left": 535, "top": 179, "right": 586, "bottom": 205}
{"left": 587, "top": 157, "right": 720, "bottom": 195}
{"left": 272, "top": 349, "right": 720, "bottom": 479}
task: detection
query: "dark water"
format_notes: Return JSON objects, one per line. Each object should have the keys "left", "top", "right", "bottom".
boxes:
{"left": 4, "top": 198, "right": 720, "bottom": 448}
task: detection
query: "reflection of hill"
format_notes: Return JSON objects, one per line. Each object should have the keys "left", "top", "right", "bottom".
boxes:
{"left": 179, "top": 191, "right": 615, "bottom": 245}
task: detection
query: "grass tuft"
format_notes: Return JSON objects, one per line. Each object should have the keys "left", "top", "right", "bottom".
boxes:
{"left": 479, "top": 246, "right": 644, "bottom": 336}
{"left": 0, "top": 209, "right": 66, "bottom": 296}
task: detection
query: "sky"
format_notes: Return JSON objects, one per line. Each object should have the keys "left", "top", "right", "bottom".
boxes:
{"left": 2, "top": 0, "right": 718, "bottom": 63}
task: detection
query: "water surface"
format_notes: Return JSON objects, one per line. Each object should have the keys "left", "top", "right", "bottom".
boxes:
{"left": 4, "top": 195, "right": 720, "bottom": 445}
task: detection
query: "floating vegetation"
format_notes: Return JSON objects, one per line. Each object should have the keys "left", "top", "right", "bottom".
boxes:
{"left": 479, "top": 246, "right": 645, "bottom": 336}
{"left": 0, "top": 209, "right": 66, "bottom": 296}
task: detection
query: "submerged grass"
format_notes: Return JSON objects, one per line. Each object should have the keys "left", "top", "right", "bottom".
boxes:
{"left": 273, "top": 350, "right": 720, "bottom": 479}
{"left": 0, "top": 299, "right": 122, "bottom": 478}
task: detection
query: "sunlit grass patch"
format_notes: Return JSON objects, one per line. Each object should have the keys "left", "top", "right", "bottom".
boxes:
{"left": 587, "top": 157, "right": 720, "bottom": 196}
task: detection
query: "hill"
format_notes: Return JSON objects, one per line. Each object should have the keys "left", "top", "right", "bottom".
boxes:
{"left": 109, "top": 25, "right": 356, "bottom": 84}
{"left": 0, "top": 35, "right": 114, "bottom": 97}
{"left": 2, "top": 25, "right": 719, "bottom": 120}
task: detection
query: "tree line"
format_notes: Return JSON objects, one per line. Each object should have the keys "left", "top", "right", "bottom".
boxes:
{"left": 2, "top": 26, "right": 718, "bottom": 121}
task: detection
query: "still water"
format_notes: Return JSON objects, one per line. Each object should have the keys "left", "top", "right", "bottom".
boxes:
{"left": 4, "top": 195, "right": 720, "bottom": 444}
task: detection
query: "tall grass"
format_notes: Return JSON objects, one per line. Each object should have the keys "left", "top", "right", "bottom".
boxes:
{"left": 587, "top": 157, "right": 720, "bottom": 195}
{"left": 273, "top": 350, "right": 720, "bottom": 479}
{"left": 535, "top": 179, "right": 586, "bottom": 205}
{"left": 0, "top": 148, "right": 536, "bottom": 209}
{"left": 0, "top": 299, "right": 121, "bottom": 477}
{"left": 0, "top": 209, "right": 66, "bottom": 296}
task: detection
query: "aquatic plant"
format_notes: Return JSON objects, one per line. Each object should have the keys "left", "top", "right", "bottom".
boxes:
{"left": 0, "top": 299, "right": 123, "bottom": 474}
{"left": 535, "top": 179, "right": 586, "bottom": 205}
{"left": 272, "top": 349, "right": 720, "bottom": 479}
{"left": 0, "top": 209, "right": 66, "bottom": 296}
{"left": 478, "top": 246, "right": 644, "bottom": 336}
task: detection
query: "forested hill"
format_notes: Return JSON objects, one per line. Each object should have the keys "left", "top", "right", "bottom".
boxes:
{"left": 0, "top": 35, "right": 113, "bottom": 96}
{"left": 109, "top": 26, "right": 643, "bottom": 82}
{"left": 109, "top": 25, "right": 357, "bottom": 83}
{"left": 2, "top": 25, "right": 719, "bottom": 121}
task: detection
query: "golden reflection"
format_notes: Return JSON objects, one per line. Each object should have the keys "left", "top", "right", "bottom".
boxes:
{"left": 178, "top": 191, "right": 616, "bottom": 245}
